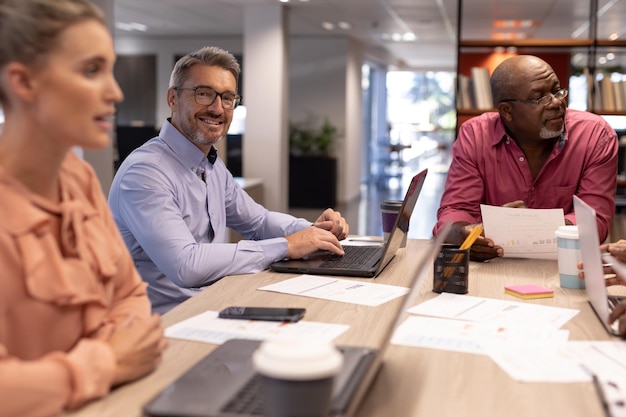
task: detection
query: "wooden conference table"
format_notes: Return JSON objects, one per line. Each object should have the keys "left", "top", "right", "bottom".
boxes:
{"left": 64, "top": 239, "right": 625, "bottom": 417}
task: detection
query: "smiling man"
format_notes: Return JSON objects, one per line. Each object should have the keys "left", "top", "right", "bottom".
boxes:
{"left": 108, "top": 46, "right": 349, "bottom": 314}
{"left": 433, "top": 55, "right": 618, "bottom": 261}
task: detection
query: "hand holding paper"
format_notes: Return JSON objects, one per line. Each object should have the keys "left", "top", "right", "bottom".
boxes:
{"left": 480, "top": 204, "right": 564, "bottom": 260}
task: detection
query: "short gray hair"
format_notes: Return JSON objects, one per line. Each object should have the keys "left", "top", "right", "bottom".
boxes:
{"left": 169, "top": 46, "right": 241, "bottom": 88}
{"left": 490, "top": 60, "right": 518, "bottom": 105}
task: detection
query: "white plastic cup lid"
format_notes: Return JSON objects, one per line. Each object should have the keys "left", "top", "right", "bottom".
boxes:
{"left": 253, "top": 336, "right": 343, "bottom": 381}
{"left": 555, "top": 225, "right": 578, "bottom": 239}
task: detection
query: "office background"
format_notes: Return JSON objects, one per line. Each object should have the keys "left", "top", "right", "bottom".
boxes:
{"left": 36, "top": 0, "right": 626, "bottom": 240}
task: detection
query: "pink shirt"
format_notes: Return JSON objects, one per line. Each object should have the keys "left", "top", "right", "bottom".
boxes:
{"left": 434, "top": 109, "right": 618, "bottom": 241}
{"left": 0, "top": 152, "right": 152, "bottom": 417}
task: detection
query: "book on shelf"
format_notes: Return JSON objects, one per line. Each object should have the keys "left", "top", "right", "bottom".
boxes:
{"left": 612, "top": 81, "right": 626, "bottom": 111}
{"left": 470, "top": 67, "right": 493, "bottom": 110}
{"left": 457, "top": 73, "right": 475, "bottom": 110}
{"left": 593, "top": 74, "right": 626, "bottom": 112}
{"left": 600, "top": 76, "right": 616, "bottom": 111}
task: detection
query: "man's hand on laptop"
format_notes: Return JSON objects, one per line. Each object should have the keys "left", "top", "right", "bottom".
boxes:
{"left": 313, "top": 208, "right": 350, "bottom": 240}
{"left": 609, "top": 301, "right": 626, "bottom": 336}
{"left": 285, "top": 227, "right": 345, "bottom": 259}
{"left": 601, "top": 240, "right": 626, "bottom": 264}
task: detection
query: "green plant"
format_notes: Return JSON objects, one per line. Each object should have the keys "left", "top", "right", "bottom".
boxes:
{"left": 289, "top": 117, "right": 337, "bottom": 157}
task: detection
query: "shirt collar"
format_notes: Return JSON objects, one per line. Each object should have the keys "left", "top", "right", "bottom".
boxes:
{"left": 160, "top": 118, "right": 217, "bottom": 173}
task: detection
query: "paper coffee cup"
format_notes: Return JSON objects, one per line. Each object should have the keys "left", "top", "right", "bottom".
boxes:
{"left": 253, "top": 337, "right": 343, "bottom": 417}
{"left": 555, "top": 225, "right": 584, "bottom": 289}
{"left": 380, "top": 199, "right": 407, "bottom": 247}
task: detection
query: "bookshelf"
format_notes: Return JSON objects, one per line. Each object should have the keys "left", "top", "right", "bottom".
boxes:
{"left": 455, "top": 0, "right": 626, "bottom": 130}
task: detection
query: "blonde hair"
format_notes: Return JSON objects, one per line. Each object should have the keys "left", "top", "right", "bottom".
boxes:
{"left": 0, "top": 0, "right": 104, "bottom": 106}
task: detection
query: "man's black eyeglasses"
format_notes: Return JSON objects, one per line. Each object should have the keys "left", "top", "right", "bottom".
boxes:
{"left": 174, "top": 86, "right": 241, "bottom": 109}
{"left": 500, "top": 88, "right": 568, "bottom": 107}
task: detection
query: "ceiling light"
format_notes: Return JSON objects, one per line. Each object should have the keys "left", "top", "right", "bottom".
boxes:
{"left": 609, "top": 33, "right": 619, "bottom": 40}
{"left": 391, "top": 33, "right": 402, "bottom": 42}
{"left": 337, "top": 21, "right": 351, "bottom": 30}
{"left": 321, "top": 22, "right": 334, "bottom": 31}
{"left": 599, "top": 57, "right": 607, "bottom": 64}
{"left": 402, "top": 32, "right": 416, "bottom": 42}
{"left": 492, "top": 32, "right": 527, "bottom": 41}
{"left": 115, "top": 22, "right": 147, "bottom": 32}
{"left": 494, "top": 20, "right": 536, "bottom": 29}
{"left": 607, "top": 53, "right": 615, "bottom": 60}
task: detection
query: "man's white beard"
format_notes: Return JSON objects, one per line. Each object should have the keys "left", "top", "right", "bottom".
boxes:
{"left": 539, "top": 125, "right": 564, "bottom": 139}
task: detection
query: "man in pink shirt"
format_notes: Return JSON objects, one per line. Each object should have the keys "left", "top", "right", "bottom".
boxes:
{"left": 434, "top": 55, "right": 617, "bottom": 261}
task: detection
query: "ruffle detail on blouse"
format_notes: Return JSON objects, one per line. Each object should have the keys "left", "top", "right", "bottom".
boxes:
{"left": 17, "top": 202, "right": 120, "bottom": 309}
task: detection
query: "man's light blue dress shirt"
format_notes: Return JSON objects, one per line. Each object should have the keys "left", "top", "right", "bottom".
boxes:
{"left": 108, "top": 120, "right": 311, "bottom": 314}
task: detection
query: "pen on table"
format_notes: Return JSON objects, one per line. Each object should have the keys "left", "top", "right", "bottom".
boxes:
{"left": 442, "top": 224, "right": 483, "bottom": 278}
{"left": 590, "top": 373, "right": 611, "bottom": 417}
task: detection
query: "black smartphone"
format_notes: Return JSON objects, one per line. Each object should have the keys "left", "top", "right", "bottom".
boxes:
{"left": 218, "top": 306, "right": 306, "bottom": 322}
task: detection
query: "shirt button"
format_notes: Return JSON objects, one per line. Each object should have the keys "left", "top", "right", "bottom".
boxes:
{"left": 519, "top": 157, "right": 524, "bottom": 162}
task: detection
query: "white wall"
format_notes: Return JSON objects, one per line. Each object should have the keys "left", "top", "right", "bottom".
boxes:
{"left": 243, "top": 4, "right": 289, "bottom": 212}
{"left": 288, "top": 37, "right": 362, "bottom": 204}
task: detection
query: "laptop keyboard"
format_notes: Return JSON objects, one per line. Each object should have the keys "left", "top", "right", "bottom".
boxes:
{"left": 221, "top": 374, "right": 264, "bottom": 415}
{"left": 319, "top": 245, "right": 381, "bottom": 269}
{"left": 220, "top": 346, "right": 355, "bottom": 416}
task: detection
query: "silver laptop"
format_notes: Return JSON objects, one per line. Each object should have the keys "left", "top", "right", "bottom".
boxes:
{"left": 143, "top": 222, "right": 452, "bottom": 417}
{"left": 269, "top": 169, "right": 428, "bottom": 278}
{"left": 573, "top": 195, "right": 625, "bottom": 336}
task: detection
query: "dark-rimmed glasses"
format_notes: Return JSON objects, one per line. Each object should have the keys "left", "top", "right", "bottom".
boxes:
{"left": 500, "top": 88, "right": 568, "bottom": 107}
{"left": 174, "top": 86, "right": 241, "bottom": 109}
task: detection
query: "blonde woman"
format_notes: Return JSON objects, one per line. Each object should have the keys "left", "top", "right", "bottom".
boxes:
{"left": 0, "top": 0, "right": 165, "bottom": 416}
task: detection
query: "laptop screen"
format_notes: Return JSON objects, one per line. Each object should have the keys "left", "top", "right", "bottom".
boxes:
{"left": 375, "top": 169, "right": 428, "bottom": 273}
{"left": 573, "top": 196, "right": 611, "bottom": 325}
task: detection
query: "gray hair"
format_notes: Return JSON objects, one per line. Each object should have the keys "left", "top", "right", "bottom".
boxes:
{"left": 0, "top": 0, "right": 104, "bottom": 106}
{"left": 169, "top": 46, "right": 241, "bottom": 88}
{"left": 490, "top": 60, "right": 519, "bottom": 105}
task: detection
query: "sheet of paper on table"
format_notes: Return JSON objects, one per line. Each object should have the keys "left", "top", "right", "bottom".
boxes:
{"left": 391, "top": 315, "right": 569, "bottom": 356}
{"left": 480, "top": 204, "right": 565, "bottom": 260}
{"left": 165, "top": 310, "right": 349, "bottom": 345}
{"left": 258, "top": 274, "right": 409, "bottom": 306}
{"left": 408, "top": 293, "right": 579, "bottom": 329}
{"left": 487, "top": 341, "right": 626, "bottom": 385}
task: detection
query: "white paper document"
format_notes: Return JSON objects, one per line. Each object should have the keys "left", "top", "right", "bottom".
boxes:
{"left": 258, "top": 275, "right": 409, "bottom": 306}
{"left": 391, "top": 315, "right": 569, "bottom": 355}
{"left": 487, "top": 341, "right": 626, "bottom": 384}
{"left": 486, "top": 343, "right": 592, "bottom": 383}
{"left": 408, "top": 293, "right": 579, "bottom": 328}
{"left": 165, "top": 310, "right": 349, "bottom": 345}
{"left": 480, "top": 204, "right": 564, "bottom": 259}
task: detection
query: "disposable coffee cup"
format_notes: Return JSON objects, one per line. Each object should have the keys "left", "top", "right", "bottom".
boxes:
{"left": 253, "top": 336, "right": 343, "bottom": 417}
{"left": 555, "top": 225, "right": 585, "bottom": 289}
{"left": 380, "top": 199, "right": 407, "bottom": 248}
